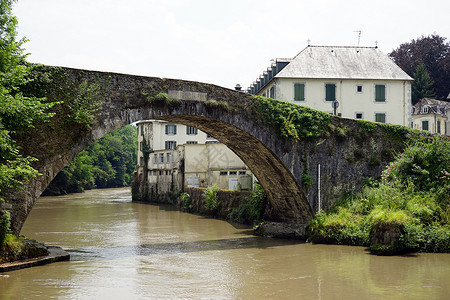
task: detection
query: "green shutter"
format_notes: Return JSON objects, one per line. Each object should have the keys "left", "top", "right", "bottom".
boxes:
{"left": 165, "top": 125, "right": 168, "bottom": 134}
{"left": 325, "top": 84, "right": 335, "bottom": 101}
{"left": 375, "top": 113, "right": 386, "bottom": 123}
{"left": 375, "top": 85, "right": 386, "bottom": 102}
{"left": 173, "top": 125, "right": 177, "bottom": 135}
{"left": 294, "top": 84, "right": 305, "bottom": 101}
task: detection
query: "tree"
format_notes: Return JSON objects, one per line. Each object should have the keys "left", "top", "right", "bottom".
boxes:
{"left": 0, "top": 0, "right": 56, "bottom": 202}
{"left": 389, "top": 34, "right": 450, "bottom": 100}
{"left": 411, "top": 62, "right": 436, "bottom": 104}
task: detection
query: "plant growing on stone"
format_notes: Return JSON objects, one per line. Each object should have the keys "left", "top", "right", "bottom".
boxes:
{"left": 204, "top": 186, "right": 219, "bottom": 213}
{"left": 180, "top": 192, "right": 192, "bottom": 212}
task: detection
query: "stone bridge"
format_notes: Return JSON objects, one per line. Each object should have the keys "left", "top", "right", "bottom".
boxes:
{"left": 6, "top": 66, "right": 406, "bottom": 236}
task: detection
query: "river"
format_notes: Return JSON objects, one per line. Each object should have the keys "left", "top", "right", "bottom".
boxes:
{"left": 1, "top": 187, "right": 449, "bottom": 299}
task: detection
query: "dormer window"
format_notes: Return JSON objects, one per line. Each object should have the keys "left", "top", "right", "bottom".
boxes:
{"left": 422, "top": 106, "right": 429, "bottom": 114}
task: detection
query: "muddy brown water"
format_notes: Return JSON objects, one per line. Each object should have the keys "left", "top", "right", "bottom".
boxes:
{"left": 1, "top": 187, "right": 448, "bottom": 299}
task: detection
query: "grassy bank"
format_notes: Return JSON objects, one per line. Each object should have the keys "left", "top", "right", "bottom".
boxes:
{"left": 308, "top": 132, "right": 450, "bottom": 255}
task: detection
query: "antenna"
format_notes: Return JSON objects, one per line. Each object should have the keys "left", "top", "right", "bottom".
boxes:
{"left": 354, "top": 30, "right": 361, "bottom": 47}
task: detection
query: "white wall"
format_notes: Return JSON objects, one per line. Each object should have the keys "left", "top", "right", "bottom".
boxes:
{"left": 258, "top": 78, "right": 411, "bottom": 126}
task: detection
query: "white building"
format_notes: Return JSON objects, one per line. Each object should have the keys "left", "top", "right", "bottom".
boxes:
{"left": 411, "top": 98, "right": 450, "bottom": 135}
{"left": 248, "top": 45, "right": 413, "bottom": 126}
{"left": 135, "top": 121, "right": 251, "bottom": 200}
{"left": 136, "top": 120, "right": 217, "bottom": 167}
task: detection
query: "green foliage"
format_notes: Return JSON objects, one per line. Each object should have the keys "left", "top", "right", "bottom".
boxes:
{"left": 301, "top": 157, "right": 314, "bottom": 188}
{"left": 204, "top": 185, "right": 219, "bottom": 212}
{"left": 204, "top": 99, "right": 230, "bottom": 111}
{"left": 228, "top": 182, "right": 267, "bottom": 225}
{"left": 66, "top": 80, "right": 102, "bottom": 130}
{"left": 355, "top": 119, "right": 377, "bottom": 133}
{"left": 0, "top": 0, "right": 57, "bottom": 201}
{"left": 252, "top": 96, "right": 332, "bottom": 140}
{"left": 389, "top": 34, "right": 449, "bottom": 100}
{"left": 180, "top": 192, "right": 192, "bottom": 212}
{"left": 412, "top": 62, "right": 436, "bottom": 103}
{"left": 0, "top": 210, "right": 11, "bottom": 245}
{"left": 0, "top": 234, "right": 48, "bottom": 263}
{"left": 149, "top": 92, "right": 181, "bottom": 106}
{"left": 308, "top": 133, "right": 450, "bottom": 254}
{"left": 43, "top": 125, "right": 138, "bottom": 195}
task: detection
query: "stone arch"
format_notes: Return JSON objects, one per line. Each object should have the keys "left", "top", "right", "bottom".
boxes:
{"left": 7, "top": 66, "right": 405, "bottom": 236}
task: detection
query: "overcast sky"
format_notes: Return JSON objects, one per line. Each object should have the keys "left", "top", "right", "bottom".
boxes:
{"left": 13, "top": 0, "right": 450, "bottom": 90}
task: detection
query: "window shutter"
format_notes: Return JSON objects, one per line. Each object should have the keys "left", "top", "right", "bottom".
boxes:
{"left": 294, "top": 84, "right": 305, "bottom": 101}
{"left": 165, "top": 125, "right": 168, "bottom": 134}
{"left": 325, "top": 84, "right": 335, "bottom": 101}
{"left": 375, "top": 85, "right": 385, "bottom": 102}
{"left": 173, "top": 125, "right": 177, "bottom": 135}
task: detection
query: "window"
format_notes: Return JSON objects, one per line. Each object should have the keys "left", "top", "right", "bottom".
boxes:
{"left": 186, "top": 141, "right": 198, "bottom": 144}
{"left": 437, "top": 120, "right": 441, "bottom": 134}
{"left": 153, "top": 170, "right": 157, "bottom": 176}
{"left": 139, "top": 157, "right": 144, "bottom": 166}
{"left": 166, "top": 153, "right": 171, "bottom": 163}
{"left": 422, "top": 106, "right": 429, "bottom": 114}
{"left": 357, "top": 85, "right": 363, "bottom": 93}
{"left": 355, "top": 113, "right": 363, "bottom": 119}
{"left": 139, "top": 141, "right": 143, "bottom": 151}
{"left": 186, "top": 126, "right": 198, "bottom": 135}
{"left": 294, "top": 83, "right": 305, "bottom": 101}
{"left": 239, "top": 171, "right": 246, "bottom": 175}
{"left": 153, "top": 154, "right": 158, "bottom": 163}
{"left": 422, "top": 120, "right": 429, "bottom": 131}
{"left": 159, "top": 170, "right": 163, "bottom": 176}
{"left": 165, "top": 124, "right": 177, "bottom": 135}
{"left": 375, "top": 113, "right": 386, "bottom": 123}
{"left": 159, "top": 153, "right": 164, "bottom": 163}
{"left": 325, "top": 84, "right": 336, "bottom": 101}
{"left": 270, "top": 86, "right": 275, "bottom": 98}
{"left": 165, "top": 141, "right": 177, "bottom": 150}
{"left": 375, "top": 85, "right": 386, "bottom": 102}
{"left": 220, "top": 171, "right": 228, "bottom": 176}
{"left": 229, "top": 171, "right": 237, "bottom": 175}
{"left": 166, "top": 170, "right": 170, "bottom": 175}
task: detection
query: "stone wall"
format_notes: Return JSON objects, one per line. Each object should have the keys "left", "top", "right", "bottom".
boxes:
{"left": 6, "top": 66, "right": 407, "bottom": 235}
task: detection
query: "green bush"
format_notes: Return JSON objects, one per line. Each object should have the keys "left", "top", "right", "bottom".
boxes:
{"left": 252, "top": 96, "right": 331, "bottom": 140}
{"left": 0, "top": 210, "right": 11, "bottom": 246}
{"left": 307, "top": 133, "right": 450, "bottom": 254}
{"left": 204, "top": 186, "right": 219, "bottom": 213}
{"left": 180, "top": 192, "right": 192, "bottom": 212}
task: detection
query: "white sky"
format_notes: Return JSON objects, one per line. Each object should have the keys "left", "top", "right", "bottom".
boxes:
{"left": 13, "top": 0, "right": 450, "bottom": 90}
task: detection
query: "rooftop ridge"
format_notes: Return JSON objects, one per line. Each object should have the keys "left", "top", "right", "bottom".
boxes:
{"left": 307, "top": 45, "right": 378, "bottom": 49}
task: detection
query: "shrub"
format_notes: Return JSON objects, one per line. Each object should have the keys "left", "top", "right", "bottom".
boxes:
{"left": 0, "top": 210, "right": 11, "bottom": 246}
{"left": 180, "top": 192, "right": 192, "bottom": 212}
{"left": 204, "top": 186, "right": 219, "bottom": 213}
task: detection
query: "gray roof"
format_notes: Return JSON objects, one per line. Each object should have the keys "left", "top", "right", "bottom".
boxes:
{"left": 275, "top": 46, "right": 413, "bottom": 81}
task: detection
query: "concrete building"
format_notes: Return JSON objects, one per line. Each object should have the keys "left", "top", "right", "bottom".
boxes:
{"left": 135, "top": 121, "right": 251, "bottom": 201}
{"left": 247, "top": 45, "right": 413, "bottom": 126}
{"left": 411, "top": 98, "right": 450, "bottom": 135}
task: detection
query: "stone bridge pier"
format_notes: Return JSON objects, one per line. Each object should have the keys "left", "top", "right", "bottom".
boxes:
{"left": 5, "top": 66, "right": 406, "bottom": 237}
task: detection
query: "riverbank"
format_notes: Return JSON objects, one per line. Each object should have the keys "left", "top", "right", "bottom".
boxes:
{"left": 0, "top": 246, "right": 69, "bottom": 273}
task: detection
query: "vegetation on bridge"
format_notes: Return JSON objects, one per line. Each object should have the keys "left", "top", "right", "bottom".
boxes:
{"left": 308, "top": 133, "right": 450, "bottom": 254}
{"left": 252, "top": 96, "right": 332, "bottom": 140}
